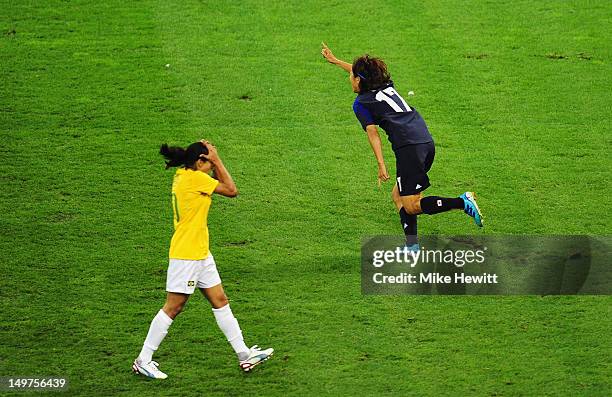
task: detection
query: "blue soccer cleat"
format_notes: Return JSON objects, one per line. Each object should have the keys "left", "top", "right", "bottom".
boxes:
{"left": 460, "top": 192, "right": 484, "bottom": 227}
{"left": 405, "top": 243, "right": 420, "bottom": 253}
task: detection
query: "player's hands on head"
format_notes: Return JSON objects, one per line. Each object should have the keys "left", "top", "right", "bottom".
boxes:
{"left": 200, "top": 140, "right": 220, "bottom": 163}
{"left": 321, "top": 42, "right": 337, "bottom": 64}
{"left": 377, "top": 164, "right": 390, "bottom": 187}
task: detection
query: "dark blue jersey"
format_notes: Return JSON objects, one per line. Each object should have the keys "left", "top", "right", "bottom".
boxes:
{"left": 353, "top": 81, "right": 433, "bottom": 151}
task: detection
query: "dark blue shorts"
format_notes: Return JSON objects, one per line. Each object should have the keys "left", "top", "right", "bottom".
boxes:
{"left": 394, "top": 141, "right": 435, "bottom": 196}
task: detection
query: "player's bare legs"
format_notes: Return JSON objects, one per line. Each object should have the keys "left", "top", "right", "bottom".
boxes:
{"left": 391, "top": 184, "right": 403, "bottom": 211}
{"left": 200, "top": 284, "right": 229, "bottom": 309}
{"left": 400, "top": 193, "right": 423, "bottom": 215}
{"left": 162, "top": 292, "right": 190, "bottom": 319}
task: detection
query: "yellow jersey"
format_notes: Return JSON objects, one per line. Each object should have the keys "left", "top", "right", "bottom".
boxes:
{"left": 168, "top": 168, "right": 219, "bottom": 260}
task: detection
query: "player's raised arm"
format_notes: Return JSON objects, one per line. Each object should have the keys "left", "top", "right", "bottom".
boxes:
{"left": 201, "top": 141, "right": 238, "bottom": 198}
{"left": 321, "top": 42, "right": 352, "bottom": 73}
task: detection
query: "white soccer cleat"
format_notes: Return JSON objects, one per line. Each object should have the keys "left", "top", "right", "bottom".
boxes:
{"left": 132, "top": 359, "right": 168, "bottom": 379}
{"left": 239, "top": 345, "right": 274, "bottom": 372}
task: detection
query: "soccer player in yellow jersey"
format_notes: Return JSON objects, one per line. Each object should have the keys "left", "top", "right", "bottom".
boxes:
{"left": 133, "top": 140, "right": 273, "bottom": 378}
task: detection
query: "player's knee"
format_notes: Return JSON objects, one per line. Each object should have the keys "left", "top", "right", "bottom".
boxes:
{"left": 405, "top": 204, "right": 419, "bottom": 215}
{"left": 163, "top": 301, "right": 186, "bottom": 319}
{"left": 212, "top": 293, "right": 229, "bottom": 309}
{"left": 403, "top": 198, "right": 421, "bottom": 215}
{"left": 169, "top": 305, "right": 183, "bottom": 318}
{"left": 163, "top": 306, "right": 179, "bottom": 319}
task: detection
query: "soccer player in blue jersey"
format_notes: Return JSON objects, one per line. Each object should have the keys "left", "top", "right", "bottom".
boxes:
{"left": 321, "top": 43, "right": 483, "bottom": 248}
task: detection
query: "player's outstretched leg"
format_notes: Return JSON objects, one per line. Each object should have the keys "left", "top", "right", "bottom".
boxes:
{"left": 202, "top": 284, "right": 274, "bottom": 372}
{"left": 402, "top": 193, "right": 484, "bottom": 227}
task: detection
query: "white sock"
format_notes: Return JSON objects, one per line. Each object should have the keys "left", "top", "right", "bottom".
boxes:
{"left": 138, "top": 309, "right": 173, "bottom": 363}
{"left": 212, "top": 304, "right": 250, "bottom": 360}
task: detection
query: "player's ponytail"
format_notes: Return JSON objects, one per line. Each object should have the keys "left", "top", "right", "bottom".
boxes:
{"left": 160, "top": 142, "right": 209, "bottom": 169}
{"left": 352, "top": 54, "right": 391, "bottom": 92}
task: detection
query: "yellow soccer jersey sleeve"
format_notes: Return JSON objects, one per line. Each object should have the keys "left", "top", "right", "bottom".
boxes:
{"left": 168, "top": 168, "right": 219, "bottom": 260}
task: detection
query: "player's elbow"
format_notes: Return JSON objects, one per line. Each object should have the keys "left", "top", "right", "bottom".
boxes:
{"left": 366, "top": 128, "right": 380, "bottom": 142}
{"left": 226, "top": 186, "right": 239, "bottom": 197}
{"left": 365, "top": 125, "right": 378, "bottom": 135}
{"left": 214, "top": 183, "right": 239, "bottom": 197}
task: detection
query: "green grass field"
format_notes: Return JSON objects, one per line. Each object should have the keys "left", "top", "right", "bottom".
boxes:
{"left": 1, "top": 0, "right": 611, "bottom": 395}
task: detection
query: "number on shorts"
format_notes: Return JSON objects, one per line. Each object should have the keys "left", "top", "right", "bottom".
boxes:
{"left": 397, "top": 176, "right": 402, "bottom": 192}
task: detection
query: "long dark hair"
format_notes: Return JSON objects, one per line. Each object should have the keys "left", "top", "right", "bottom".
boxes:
{"left": 159, "top": 141, "right": 209, "bottom": 169}
{"left": 352, "top": 54, "right": 391, "bottom": 92}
